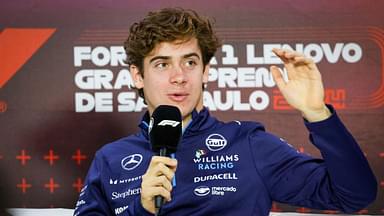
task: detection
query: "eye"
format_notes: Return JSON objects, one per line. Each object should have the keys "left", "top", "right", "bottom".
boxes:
{"left": 184, "top": 60, "right": 197, "bottom": 68}
{"left": 155, "top": 62, "right": 168, "bottom": 69}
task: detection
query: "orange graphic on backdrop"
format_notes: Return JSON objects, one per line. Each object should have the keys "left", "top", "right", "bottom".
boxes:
{"left": 0, "top": 28, "right": 56, "bottom": 88}
{"left": 273, "top": 88, "right": 346, "bottom": 110}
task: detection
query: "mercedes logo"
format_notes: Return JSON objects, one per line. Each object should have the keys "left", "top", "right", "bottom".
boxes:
{"left": 121, "top": 154, "right": 143, "bottom": 171}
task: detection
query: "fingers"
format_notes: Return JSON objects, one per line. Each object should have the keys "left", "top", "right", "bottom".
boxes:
{"left": 292, "top": 56, "right": 317, "bottom": 70}
{"left": 146, "top": 156, "right": 177, "bottom": 180}
{"left": 271, "top": 48, "right": 321, "bottom": 81}
{"left": 140, "top": 156, "right": 178, "bottom": 213}
{"left": 142, "top": 174, "right": 173, "bottom": 201}
{"left": 272, "top": 48, "right": 314, "bottom": 67}
{"left": 270, "top": 65, "right": 286, "bottom": 90}
{"left": 272, "top": 48, "right": 290, "bottom": 64}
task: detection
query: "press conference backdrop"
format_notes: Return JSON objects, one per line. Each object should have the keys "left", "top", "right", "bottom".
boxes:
{"left": 0, "top": 0, "right": 383, "bottom": 214}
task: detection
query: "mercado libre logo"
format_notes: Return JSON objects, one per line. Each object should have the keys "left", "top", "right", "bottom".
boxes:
{"left": 72, "top": 27, "right": 384, "bottom": 113}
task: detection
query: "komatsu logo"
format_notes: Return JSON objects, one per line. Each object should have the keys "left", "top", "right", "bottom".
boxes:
{"left": 115, "top": 205, "right": 129, "bottom": 215}
{"left": 205, "top": 134, "right": 227, "bottom": 151}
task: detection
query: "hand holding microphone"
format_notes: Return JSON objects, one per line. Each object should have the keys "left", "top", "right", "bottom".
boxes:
{"left": 140, "top": 105, "right": 182, "bottom": 214}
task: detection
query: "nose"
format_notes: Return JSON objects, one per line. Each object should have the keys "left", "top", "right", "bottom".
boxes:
{"left": 170, "top": 65, "right": 187, "bottom": 85}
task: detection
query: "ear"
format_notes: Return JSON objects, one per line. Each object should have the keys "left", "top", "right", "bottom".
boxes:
{"left": 202, "top": 64, "right": 210, "bottom": 84}
{"left": 130, "top": 65, "right": 144, "bottom": 89}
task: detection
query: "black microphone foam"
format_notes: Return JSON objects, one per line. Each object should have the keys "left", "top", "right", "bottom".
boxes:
{"left": 149, "top": 105, "right": 182, "bottom": 156}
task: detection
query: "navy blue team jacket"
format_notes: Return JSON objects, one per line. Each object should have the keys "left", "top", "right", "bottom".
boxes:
{"left": 74, "top": 106, "right": 377, "bottom": 216}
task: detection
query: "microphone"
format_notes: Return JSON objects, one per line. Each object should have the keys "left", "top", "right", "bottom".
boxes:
{"left": 149, "top": 105, "right": 182, "bottom": 211}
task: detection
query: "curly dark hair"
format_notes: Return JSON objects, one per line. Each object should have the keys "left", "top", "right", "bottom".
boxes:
{"left": 124, "top": 8, "right": 220, "bottom": 99}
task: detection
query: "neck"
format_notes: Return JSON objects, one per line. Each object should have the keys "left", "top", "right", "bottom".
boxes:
{"left": 182, "top": 114, "right": 192, "bottom": 129}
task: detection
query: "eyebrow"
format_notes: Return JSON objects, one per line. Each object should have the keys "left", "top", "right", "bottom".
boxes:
{"left": 183, "top": 53, "right": 200, "bottom": 59}
{"left": 149, "top": 52, "right": 201, "bottom": 64}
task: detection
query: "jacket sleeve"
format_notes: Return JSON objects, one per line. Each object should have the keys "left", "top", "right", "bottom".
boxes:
{"left": 73, "top": 152, "right": 154, "bottom": 216}
{"left": 73, "top": 152, "right": 114, "bottom": 216}
{"left": 249, "top": 105, "right": 377, "bottom": 213}
{"left": 74, "top": 154, "right": 113, "bottom": 216}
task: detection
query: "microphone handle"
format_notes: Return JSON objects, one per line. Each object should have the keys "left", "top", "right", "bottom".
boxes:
{"left": 155, "top": 148, "right": 167, "bottom": 210}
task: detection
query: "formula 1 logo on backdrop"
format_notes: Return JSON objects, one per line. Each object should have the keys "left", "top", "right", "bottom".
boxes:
{"left": 0, "top": 28, "right": 56, "bottom": 88}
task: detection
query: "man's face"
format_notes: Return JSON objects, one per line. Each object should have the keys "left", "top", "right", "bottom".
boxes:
{"left": 130, "top": 38, "right": 209, "bottom": 119}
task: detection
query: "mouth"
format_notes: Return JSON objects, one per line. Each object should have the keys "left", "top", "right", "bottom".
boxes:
{"left": 168, "top": 93, "right": 189, "bottom": 102}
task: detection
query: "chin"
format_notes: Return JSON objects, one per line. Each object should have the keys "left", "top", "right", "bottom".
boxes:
{"left": 177, "top": 107, "right": 191, "bottom": 118}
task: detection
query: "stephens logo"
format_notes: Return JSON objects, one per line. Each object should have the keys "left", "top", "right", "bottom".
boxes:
{"left": 194, "top": 186, "right": 211, "bottom": 197}
{"left": 205, "top": 134, "right": 227, "bottom": 151}
{"left": 121, "top": 154, "right": 143, "bottom": 171}
{"left": 111, "top": 188, "right": 141, "bottom": 200}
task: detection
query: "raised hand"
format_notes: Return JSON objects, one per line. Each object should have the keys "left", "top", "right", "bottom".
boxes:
{"left": 270, "top": 48, "right": 331, "bottom": 122}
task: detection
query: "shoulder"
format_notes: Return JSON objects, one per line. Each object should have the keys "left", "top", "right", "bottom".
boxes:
{"left": 95, "top": 134, "right": 149, "bottom": 161}
{"left": 217, "top": 120, "right": 266, "bottom": 135}
{"left": 219, "top": 120, "right": 292, "bottom": 151}
{"left": 206, "top": 119, "right": 267, "bottom": 146}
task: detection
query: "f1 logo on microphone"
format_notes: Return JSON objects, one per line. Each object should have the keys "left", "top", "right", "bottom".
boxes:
{"left": 158, "top": 120, "right": 180, "bottom": 127}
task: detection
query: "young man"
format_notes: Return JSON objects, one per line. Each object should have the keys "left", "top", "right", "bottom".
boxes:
{"left": 74, "top": 8, "right": 377, "bottom": 216}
